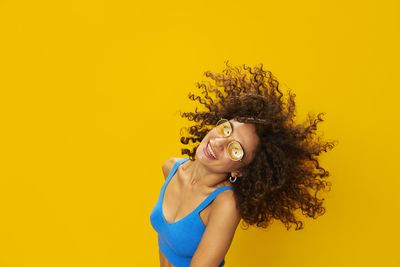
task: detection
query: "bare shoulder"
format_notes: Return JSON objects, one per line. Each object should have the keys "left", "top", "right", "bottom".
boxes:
{"left": 189, "top": 187, "right": 240, "bottom": 266}
{"left": 210, "top": 188, "right": 240, "bottom": 223}
{"left": 161, "top": 157, "right": 180, "bottom": 181}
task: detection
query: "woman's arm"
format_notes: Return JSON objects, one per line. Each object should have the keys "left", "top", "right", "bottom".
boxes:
{"left": 159, "top": 249, "right": 174, "bottom": 267}
{"left": 189, "top": 190, "right": 241, "bottom": 267}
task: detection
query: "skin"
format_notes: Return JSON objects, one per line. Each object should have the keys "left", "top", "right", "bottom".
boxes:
{"left": 159, "top": 119, "right": 260, "bottom": 267}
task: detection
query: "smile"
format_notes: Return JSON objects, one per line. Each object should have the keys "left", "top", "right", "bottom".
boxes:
{"left": 204, "top": 141, "right": 217, "bottom": 159}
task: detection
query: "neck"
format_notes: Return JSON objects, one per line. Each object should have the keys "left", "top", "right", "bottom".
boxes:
{"left": 180, "top": 159, "right": 229, "bottom": 189}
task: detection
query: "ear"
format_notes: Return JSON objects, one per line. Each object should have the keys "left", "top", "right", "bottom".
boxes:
{"left": 231, "top": 170, "right": 243, "bottom": 177}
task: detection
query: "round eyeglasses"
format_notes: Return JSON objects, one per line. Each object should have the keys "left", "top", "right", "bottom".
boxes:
{"left": 215, "top": 119, "right": 245, "bottom": 161}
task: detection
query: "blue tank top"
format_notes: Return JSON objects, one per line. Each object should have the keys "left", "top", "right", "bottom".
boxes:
{"left": 150, "top": 158, "right": 234, "bottom": 267}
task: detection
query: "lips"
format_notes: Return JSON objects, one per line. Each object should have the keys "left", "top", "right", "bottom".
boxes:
{"left": 203, "top": 140, "right": 217, "bottom": 159}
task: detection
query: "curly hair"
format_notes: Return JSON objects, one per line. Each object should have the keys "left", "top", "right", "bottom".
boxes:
{"left": 179, "top": 61, "right": 337, "bottom": 231}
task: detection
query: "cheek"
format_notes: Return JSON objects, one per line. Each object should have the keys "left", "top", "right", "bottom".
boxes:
{"left": 219, "top": 157, "right": 236, "bottom": 168}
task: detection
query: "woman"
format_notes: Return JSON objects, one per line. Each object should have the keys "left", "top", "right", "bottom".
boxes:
{"left": 150, "top": 61, "right": 336, "bottom": 267}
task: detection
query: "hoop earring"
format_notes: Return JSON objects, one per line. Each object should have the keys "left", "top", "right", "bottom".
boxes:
{"left": 229, "top": 175, "right": 237, "bottom": 183}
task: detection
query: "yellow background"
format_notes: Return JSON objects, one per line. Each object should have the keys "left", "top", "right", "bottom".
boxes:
{"left": 0, "top": 0, "right": 399, "bottom": 266}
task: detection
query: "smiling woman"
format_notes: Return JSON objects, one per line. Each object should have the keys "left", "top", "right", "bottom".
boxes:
{"left": 149, "top": 61, "right": 337, "bottom": 267}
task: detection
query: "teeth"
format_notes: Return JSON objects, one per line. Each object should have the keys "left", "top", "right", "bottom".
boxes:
{"left": 208, "top": 142, "right": 216, "bottom": 159}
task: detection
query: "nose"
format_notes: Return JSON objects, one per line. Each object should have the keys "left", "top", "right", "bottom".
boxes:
{"left": 209, "top": 137, "right": 229, "bottom": 153}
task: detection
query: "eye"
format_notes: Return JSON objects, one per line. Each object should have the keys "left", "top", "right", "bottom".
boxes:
{"left": 222, "top": 124, "right": 231, "bottom": 136}
{"left": 227, "top": 142, "right": 244, "bottom": 161}
{"left": 216, "top": 119, "right": 232, "bottom": 137}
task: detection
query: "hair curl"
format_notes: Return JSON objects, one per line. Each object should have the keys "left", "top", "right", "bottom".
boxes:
{"left": 179, "top": 61, "right": 337, "bottom": 231}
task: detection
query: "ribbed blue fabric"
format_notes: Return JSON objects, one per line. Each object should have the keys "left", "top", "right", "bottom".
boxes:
{"left": 150, "top": 158, "right": 234, "bottom": 267}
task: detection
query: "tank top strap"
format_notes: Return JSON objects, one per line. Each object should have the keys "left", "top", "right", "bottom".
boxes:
{"left": 195, "top": 186, "right": 234, "bottom": 213}
{"left": 164, "top": 158, "right": 190, "bottom": 185}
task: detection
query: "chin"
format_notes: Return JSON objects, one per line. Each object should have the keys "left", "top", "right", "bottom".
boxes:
{"left": 195, "top": 142, "right": 210, "bottom": 162}
{"left": 194, "top": 146, "right": 205, "bottom": 161}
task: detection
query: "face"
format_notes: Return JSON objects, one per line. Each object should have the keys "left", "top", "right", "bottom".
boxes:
{"left": 196, "top": 119, "right": 260, "bottom": 174}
